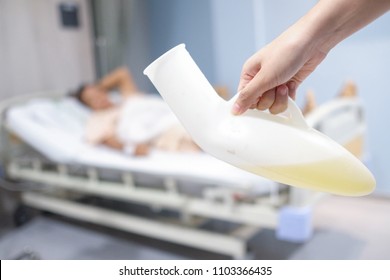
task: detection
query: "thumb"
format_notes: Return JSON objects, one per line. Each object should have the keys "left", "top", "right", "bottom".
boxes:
{"left": 232, "top": 72, "right": 275, "bottom": 115}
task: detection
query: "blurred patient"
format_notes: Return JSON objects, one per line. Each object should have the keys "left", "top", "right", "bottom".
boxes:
{"left": 73, "top": 67, "right": 199, "bottom": 156}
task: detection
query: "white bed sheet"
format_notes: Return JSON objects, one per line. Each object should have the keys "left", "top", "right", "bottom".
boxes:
{"left": 5, "top": 97, "right": 277, "bottom": 191}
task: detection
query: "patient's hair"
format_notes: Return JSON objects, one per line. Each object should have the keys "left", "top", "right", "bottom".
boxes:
{"left": 70, "top": 84, "right": 88, "bottom": 105}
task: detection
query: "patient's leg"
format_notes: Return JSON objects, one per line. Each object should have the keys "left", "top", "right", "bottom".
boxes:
{"left": 102, "top": 133, "right": 124, "bottom": 150}
{"left": 339, "top": 80, "right": 357, "bottom": 97}
{"left": 103, "top": 134, "right": 150, "bottom": 156}
{"left": 153, "top": 124, "right": 200, "bottom": 152}
{"left": 134, "top": 143, "right": 150, "bottom": 156}
{"left": 177, "top": 131, "right": 200, "bottom": 152}
{"left": 302, "top": 89, "right": 317, "bottom": 116}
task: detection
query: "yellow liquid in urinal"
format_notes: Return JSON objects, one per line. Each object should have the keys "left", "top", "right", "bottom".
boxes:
{"left": 243, "top": 157, "right": 375, "bottom": 196}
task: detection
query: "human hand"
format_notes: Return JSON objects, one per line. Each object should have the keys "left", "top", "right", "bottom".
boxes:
{"left": 232, "top": 0, "right": 390, "bottom": 115}
{"left": 232, "top": 27, "right": 327, "bottom": 115}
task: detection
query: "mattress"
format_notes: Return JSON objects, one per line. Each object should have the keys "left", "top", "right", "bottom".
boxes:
{"left": 5, "top": 97, "right": 278, "bottom": 191}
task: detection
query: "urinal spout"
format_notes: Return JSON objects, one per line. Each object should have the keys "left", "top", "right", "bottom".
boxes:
{"left": 144, "top": 44, "right": 224, "bottom": 146}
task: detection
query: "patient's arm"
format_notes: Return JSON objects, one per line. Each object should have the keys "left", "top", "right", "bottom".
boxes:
{"left": 97, "top": 67, "right": 139, "bottom": 97}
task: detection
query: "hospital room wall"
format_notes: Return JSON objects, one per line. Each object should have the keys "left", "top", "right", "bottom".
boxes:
{"left": 147, "top": 0, "right": 216, "bottom": 89}
{"left": 122, "top": 0, "right": 152, "bottom": 92}
{"left": 145, "top": 0, "right": 259, "bottom": 95}
{"left": 210, "top": 0, "right": 258, "bottom": 95}
{"left": 0, "top": 0, "right": 95, "bottom": 100}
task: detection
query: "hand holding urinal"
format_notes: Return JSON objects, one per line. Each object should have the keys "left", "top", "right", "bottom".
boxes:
{"left": 144, "top": 44, "right": 375, "bottom": 196}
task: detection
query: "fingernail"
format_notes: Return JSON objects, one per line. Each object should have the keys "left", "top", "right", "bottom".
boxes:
{"left": 231, "top": 103, "right": 242, "bottom": 115}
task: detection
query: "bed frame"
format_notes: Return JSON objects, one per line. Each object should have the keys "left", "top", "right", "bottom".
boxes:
{"left": 0, "top": 91, "right": 365, "bottom": 259}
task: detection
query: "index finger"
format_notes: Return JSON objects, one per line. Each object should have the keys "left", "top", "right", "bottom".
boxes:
{"left": 232, "top": 72, "right": 271, "bottom": 115}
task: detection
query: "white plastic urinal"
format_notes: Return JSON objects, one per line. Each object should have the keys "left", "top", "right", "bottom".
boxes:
{"left": 144, "top": 44, "right": 375, "bottom": 196}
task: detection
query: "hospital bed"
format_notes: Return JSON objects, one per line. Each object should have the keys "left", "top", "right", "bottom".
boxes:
{"left": 0, "top": 90, "right": 367, "bottom": 259}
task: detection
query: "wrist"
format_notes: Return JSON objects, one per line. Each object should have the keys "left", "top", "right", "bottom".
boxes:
{"left": 297, "top": 0, "right": 390, "bottom": 54}
{"left": 294, "top": 6, "right": 341, "bottom": 55}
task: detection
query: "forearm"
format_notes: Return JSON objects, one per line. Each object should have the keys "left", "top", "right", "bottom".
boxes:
{"left": 294, "top": 0, "right": 390, "bottom": 53}
{"left": 98, "top": 67, "right": 125, "bottom": 89}
{"left": 98, "top": 67, "right": 138, "bottom": 94}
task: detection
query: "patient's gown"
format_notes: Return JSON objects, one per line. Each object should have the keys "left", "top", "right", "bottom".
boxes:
{"left": 85, "top": 95, "right": 179, "bottom": 153}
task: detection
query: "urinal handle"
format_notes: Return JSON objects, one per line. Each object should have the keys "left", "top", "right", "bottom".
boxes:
{"left": 286, "top": 97, "right": 310, "bottom": 129}
{"left": 229, "top": 93, "right": 309, "bottom": 129}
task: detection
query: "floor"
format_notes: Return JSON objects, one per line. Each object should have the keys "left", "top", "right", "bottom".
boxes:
{"left": 0, "top": 195, "right": 389, "bottom": 260}
{"left": 312, "top": 195, "right": 390, "bottom": 259}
